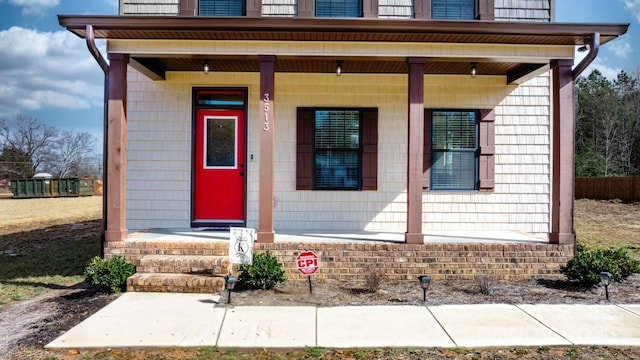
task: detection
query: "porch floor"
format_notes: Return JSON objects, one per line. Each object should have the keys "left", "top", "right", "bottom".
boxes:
{"left": 127, "top": 229, "right": 548, "bottom": 244}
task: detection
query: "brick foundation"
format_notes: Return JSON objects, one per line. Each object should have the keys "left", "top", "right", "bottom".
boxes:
{"left": 254, "top": 242, "right": 574, "bottom": 282}
{"left": 107, "top": 240, "right": 574, "bottom": 292}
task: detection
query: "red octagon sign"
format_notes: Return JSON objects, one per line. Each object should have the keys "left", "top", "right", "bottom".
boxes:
{"left": 296, "top": 251, "right": 319, "bottom": 276}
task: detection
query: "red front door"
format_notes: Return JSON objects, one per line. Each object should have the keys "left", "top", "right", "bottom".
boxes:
{"left": 194, "top": 109, "right": 245, "bottom": 223}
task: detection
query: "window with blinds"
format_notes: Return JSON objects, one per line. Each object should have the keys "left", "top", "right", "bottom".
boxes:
{"left": 314, "top": 110, "right": 361, "bottom": 189}
{"left": 432, "top": 0, "right": 475, "bottom": 20}
{"left": 431, "top": 111, "right": 478, "bottom": 190}
{"left": 200, "top": 0, "right": 245, "bottom": 16}
{"left": 316, "top": 0, "right": 362, "bottom": 17}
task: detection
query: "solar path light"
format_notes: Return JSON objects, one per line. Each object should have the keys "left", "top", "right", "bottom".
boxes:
{"left": 599, "top": 272, "right": 613, "bottom": 300}
{"left": 225, "top": 275, "right": 238, "bottom": 304}
{"left": 418, "top": 275, "right": 431, "bottom": 302}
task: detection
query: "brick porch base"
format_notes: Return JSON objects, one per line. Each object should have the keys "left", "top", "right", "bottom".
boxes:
{"left": 106, "top": 237, "right": 574, "bottom": 293}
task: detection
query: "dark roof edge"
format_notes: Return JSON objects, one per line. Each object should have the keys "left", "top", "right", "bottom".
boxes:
{"left": 57, "top": 15, "right": 629, "bottom": 45}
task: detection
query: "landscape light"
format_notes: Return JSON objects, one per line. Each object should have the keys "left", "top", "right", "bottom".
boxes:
{"left": 599, "top": 272, "right": 612, "bottom": 300}
{"left": 418, "top": 275, "right": 431, "bottom": 302}
{"left": 225, "top": 275, "right": 238, "bottom": 304}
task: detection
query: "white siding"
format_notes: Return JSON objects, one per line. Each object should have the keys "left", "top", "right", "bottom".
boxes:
{"left": 421, "top": 74, "right": 550, "bottom": 235}
{"left": 378, "top": 0, "right": 413, "bottom": 19}
{"left": 494, "top": 0, "right": 552, "bottom": 22}
{"left": 120, "top": 0, "right": 180, "bottom": 15}
{"left": 262, "top": 0, "right": 297, "bottom": 16}
{"left": 125, "top": 69, "right": 551, "bottom": 238}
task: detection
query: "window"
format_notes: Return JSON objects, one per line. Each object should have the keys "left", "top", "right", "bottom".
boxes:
{"left": 424, "top": 109, "right": 495, "bottom": 192}
{"left": 297, "top": 108, "right": 377, "bottom": 190}
{"left": 316, "top": 0, "right": 362, "bottom": 17}
{"left": 432, "top": 0, "right": 475, "bottom": 20}
{"left": 430, "top": 110, "right": 478, "bottom": 190}
{"left": 314, "top": 110, "right": 360, "bottom": 189}
{"left": 200, "top": 0, "right": 245, "bottom": 16}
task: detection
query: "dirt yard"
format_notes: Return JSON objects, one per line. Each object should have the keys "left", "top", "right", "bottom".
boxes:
{"left": 1, "top": 197, "right": 640, "bottom": 360}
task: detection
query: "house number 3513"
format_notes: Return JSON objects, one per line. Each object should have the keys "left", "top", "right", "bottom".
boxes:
{"left": 263, "top": 93, "right": 270, "bottom": 132}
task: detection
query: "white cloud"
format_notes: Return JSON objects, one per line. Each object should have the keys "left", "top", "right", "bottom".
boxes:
{"left": 0, "top": 27, "right": 104, "bottom": 118}
{"left": 9, "top": 0, "right": 59, "bottom": 15}
{"left": 584, "top": 58, "right": 622, "bottom": 80}
{"left": 608, "top": 37, "right": 633, "bottom": 59}
{"left": 625, "top": 0, "right": 640, "bottom": 23}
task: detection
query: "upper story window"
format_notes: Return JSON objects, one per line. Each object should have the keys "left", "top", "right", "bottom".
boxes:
{"left": 432, "top": 0, "right": 475, "bottom": 20}
{"left": 316, "top": 0, "right": 362, "bottom": 17}
{"left": 200, "top": 0, "right": 245, "bottom": 16}
{"left": 430, "top": 110, "right": 479, "bottom": 190}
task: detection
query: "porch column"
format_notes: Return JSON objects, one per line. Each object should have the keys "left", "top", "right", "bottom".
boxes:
{"left": 257, "top": 55, "right": 276, "bottom": 243}
{"left": 405, "top": 57, "right": 426, "bottom": 244}
{"left": 105, "top": 53, "right": 129, "bottom": 242}
{"left": 549, "top": 59, "right": 575, "bottom": 245}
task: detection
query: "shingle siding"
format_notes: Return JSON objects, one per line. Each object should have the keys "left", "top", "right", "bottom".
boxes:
{"left": 379, "top": 0, "right": 414, "bottom": 19}
{"left": 125, "top": 68, "right": 551, "bottom": 238}
{"left": 120, "top": 0, "right": 180, "bottom": 15}
{"left": 494, "top": 0, "right": 552, "bottom": 22}
{"left": 262, "top": 0, "right": 297, "bottom": 16}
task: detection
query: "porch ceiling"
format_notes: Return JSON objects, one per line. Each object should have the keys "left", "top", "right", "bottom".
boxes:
{"left": 132, "top": 55, "right": 529, "bottom": 75}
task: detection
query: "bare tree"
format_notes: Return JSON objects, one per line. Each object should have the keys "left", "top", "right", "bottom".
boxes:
{"left": 47, "top": 131, "right": 97, "bottom": 178}
{"left": 0, "top": 115, "right": 58, "bottom": 173}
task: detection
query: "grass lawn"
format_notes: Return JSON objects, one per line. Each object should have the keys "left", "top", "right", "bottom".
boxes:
{"left": 2, "top": 197, "right": 640, "bottom": 360}
{"left": 1, "top": 197, "right": 639, "bottom": 308}
{"left": 0, "top": 197, "right": 102, "bottom": 309}
{"left": 574, "top": 199, "right": 640, "bottom": 258}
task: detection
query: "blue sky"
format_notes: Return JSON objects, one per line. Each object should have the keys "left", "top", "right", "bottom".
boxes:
{"left": 0, "top": 0, "right": 638, "bottom": 155}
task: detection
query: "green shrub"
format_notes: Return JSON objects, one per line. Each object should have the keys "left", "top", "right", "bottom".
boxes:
{"left": 84, "top": 256, "right": 136, "bottom": 293}
{"left": 237, "top": 251, "right": 286, "bottom": 290}
{"left": 560, "top": 243, "right": 640, "bottom": 287}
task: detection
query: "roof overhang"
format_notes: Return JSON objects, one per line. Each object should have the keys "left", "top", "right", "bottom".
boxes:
{"left": 58, "top": 15, "right": 629, "bottom": 82}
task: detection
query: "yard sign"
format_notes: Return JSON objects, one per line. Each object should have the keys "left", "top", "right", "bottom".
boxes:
{"left": 229, "top": 227, "right": 254, "bottom": 264}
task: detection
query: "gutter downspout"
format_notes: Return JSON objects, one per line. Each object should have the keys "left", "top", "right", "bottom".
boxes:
{"left": 86, "top": 24, "right": 109, "bottom": 258}
{"left": 572, "top": 32, "right": 599, "bottom": 80}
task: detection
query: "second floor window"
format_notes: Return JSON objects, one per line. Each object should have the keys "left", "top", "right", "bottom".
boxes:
{"left": 316, "top": 0, "right": 362, "bottom": 17}
{"left": 200, "top": 0, "right": 245, "bottom": 16}
{"left": 432, "top": 0, "right": 475, "bottom": 20}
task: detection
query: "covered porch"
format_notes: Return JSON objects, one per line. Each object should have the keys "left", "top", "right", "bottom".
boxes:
{"left": 56, "top": 16, "right": 627, "bottom": 267}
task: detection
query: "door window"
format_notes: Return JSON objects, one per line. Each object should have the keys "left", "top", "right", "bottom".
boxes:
{"left": 204, "top": 116, "right": 237, "bottom": 169}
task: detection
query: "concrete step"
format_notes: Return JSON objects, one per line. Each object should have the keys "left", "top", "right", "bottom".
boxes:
{"left": 126, "top": 273, "right": 226, "bottom": 293}
{"left": 136, "top": 255, "right": 230, "bottom": 275}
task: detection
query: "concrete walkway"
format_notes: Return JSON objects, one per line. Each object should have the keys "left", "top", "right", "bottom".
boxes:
{"left": 46, "top": 293, "right": 640, "bottom": 350}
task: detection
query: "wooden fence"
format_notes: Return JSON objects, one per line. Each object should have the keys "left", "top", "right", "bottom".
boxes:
{"left": 575, "top": 176, "right": 640, "bottom": 201}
